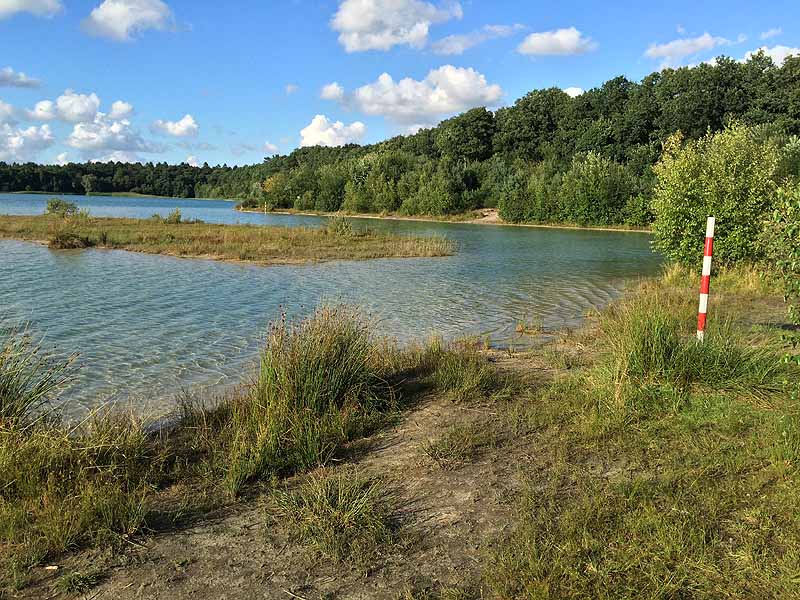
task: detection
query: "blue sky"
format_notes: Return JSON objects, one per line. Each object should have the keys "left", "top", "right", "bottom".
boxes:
{"left": 1, "top": 0, "right": 798, "bottom": 166}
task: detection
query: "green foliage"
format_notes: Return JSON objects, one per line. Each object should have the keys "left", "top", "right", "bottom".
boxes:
{"left": 45, "top": 199, "right": 78, "bottom": 218}
{"left": 214, "top": 307, "right": 392, "bottom": 495}
{"left": 325, "top": 215, "right": 354, "bottom": 237}
{"left": 273, "top": 469, "right": 394, "bottom": 563}
{"left": 0, "top": 329, "right": 73, "bottom": 427}
{"left": 558, "top": 152, "right": 637, "bottom": 225}
{"left": 767, "top": 185, "right": 800, "bottom": 371}
{"left": 652, "top": 123, "right": 781, "bottom": 265}
{"left": 6, "top": 55, "right": 800, "bottom": 227}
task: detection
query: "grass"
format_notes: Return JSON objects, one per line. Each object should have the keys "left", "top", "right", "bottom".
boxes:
{"left": 53, "top": 570, "right": 102, "bottom": 595}
{"left": 422, "top": 422, "right": 497, "bottom": 470}
{"left": 273, "top": 468, "right": 394, "bottom": 563}
{"left": 0, "top": 213, "right": 455, "bottom": 265}
{"left": 484, "top": 265, "right": 800, "bottom": 598}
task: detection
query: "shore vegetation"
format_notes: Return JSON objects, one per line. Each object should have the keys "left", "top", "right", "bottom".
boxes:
{"left": 0, "top": 211, "right": 455, "bottom": 265}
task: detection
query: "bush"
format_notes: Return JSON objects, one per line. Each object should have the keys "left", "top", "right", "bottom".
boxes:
{"left": 45, "top": 199, "right": 78, "bottom": 218}
{"left": 325, "top": 215, "right": 354, "bottom": 237}
{"left": 48, "top": 231, "right": 95, "bottom": 249}
{"left": 163, "top": 208, "right": 182, "bottom": 224}
{"left": 652, "top": 123, "right": 780, "bottom": 265}
{"left": 558, "top": 152, "right": 636, "bottom": 226}
{"left": 766, "top": 185, "right": 800, "bottom": 370}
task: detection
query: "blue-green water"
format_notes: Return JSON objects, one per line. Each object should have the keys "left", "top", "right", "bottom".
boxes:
{"left": 1, "top": 193, "right": 662, "bottom": 416}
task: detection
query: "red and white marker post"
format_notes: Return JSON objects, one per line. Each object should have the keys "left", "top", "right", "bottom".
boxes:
{"left": 696, "top": 216, "right": 715, "bottom": 342}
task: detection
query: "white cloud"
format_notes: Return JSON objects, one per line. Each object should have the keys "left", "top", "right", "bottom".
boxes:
{"left": 67, "top": 114, "right": 162, "bottom": 160}
{"left": 55, "top": 151, "right": 69, "bottom": 165}
{"left": 300, "top": 114, "right": 366, "bottom": 147}
{"left": 331, "top": 0, "right": 462, "bottom": 52}
{"left": 92, "top": 150, "right": 142, "bottom": 163}
{"left": 27, "top": 90, "right": 101, "bottom": 123}
{"left": 563, "top": 87, "right": 584, "bottom": 97}
{"left": 56, "top": 90, "right": 101, "bottom": 122}
{"left": 760, "top": 28, "right": 781, "bottom": 41}
{"left": 0, "top": 0, "right": 61, "bottom": 20}
{"left": 151, "top": 114, "right": 198, "bottom": 137}
{"left": 0, "top": 100, "right": 16, "bottom": 124}
{"left": 743, "top": 45, "right": 800, "bottom": 65}
{"left": 0, "top": 66, "right": 40, "bottom": 88}
{"left": 0, "top": 123, "right": 54, "bottom": 162}
{"left": 285, "top": 83, "right": 299, "bottom": 95}
{"left": 432, "top": 23, "right": 524, "bottom": 55}
{"left": 186, "top": 155, "right": 200, "bottom": 167}
{"left": 82, "top": 0, "right": 173, "bottom": 41}
{"left": 347, "top": 65, "right": 502, "bottom": 124}
{"left": 264, "top": 141, "right": 279, "bottom": 154}
{"left": 518, "top": 27, "right": 597, "bottom": 56}
{"left": 109, "top": 100, "right": 133, "bottom": 119}
{"left": 645, "top": 32, "right": 730, "bottom": 68}
{"left": 321, "top": 82, "right": 345, "bottom": 101}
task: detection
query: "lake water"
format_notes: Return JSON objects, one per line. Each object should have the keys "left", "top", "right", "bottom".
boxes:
{"left": 1, "top": 193, "right": 662, "bottom": 417}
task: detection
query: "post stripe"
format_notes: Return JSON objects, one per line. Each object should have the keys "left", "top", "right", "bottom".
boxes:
{"left": 697, "top": 217, "right": 715, "bottom": 342}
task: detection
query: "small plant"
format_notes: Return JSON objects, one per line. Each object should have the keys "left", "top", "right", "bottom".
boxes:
{"left": 0, "top": 328, "right": 74, "bottom": 426}
{"left": 273, "top": 469, "right": 394, "bottom": 563}
{"left": 422, "top": 422, "right": 496, "bottom": 470}
{"left": 45, "top": 199, "right": 78, "bottom": 218}
{"left": 163, "top": 208, "right": 182, "bottom": 224}
{"left": 326, "top": 215, "right": 354, "bottom": 237}
{"left": 432, "top": 346, "right": 497, "bottom": 402}
{"left": 54, "top": 570, "right": 102, "bottom": 595}
{"left": 48, "top": 231, "right": 94, "bottom": 249}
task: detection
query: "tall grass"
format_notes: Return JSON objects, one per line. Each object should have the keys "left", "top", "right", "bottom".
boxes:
{"left": 193, "top": 307, "right": 395, "bottom": 496}
{"left": 599, "top": 291, "right": 790, "bottom": 411}
{"left": 0, "top": 328, "right": 73, "bottom": 426}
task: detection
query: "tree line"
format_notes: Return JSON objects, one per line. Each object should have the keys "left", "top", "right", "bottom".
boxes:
{"left": 1, "top": 51, "right": 799, "bottom": 226}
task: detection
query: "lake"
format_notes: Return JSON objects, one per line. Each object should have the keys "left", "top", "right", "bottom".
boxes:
{"left": 0, "top": 193, "right": 662, "bottom": 417}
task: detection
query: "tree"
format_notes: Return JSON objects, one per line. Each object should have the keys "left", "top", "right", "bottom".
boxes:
{"left": 652, "top": 123, "right": 780, "bottom": 265}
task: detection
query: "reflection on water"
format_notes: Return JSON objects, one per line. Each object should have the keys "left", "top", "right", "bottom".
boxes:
{"left": 1, "top": 193, "right": 662, "bottom": 416}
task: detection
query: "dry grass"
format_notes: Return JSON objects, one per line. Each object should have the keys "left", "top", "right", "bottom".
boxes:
{"left": 0, "top": 214, "right": 455, "bottom": 265}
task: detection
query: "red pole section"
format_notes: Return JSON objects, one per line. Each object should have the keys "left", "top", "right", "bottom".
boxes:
{"left": 697, "top": 216, "right": 715, "bottom": 342}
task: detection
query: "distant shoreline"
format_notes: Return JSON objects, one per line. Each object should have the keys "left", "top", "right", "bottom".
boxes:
{"left": 238, "top": 206, "right": 653, "bottom": 235}
{"left": 4, "top": 191, "right": 236, "bottom": 202}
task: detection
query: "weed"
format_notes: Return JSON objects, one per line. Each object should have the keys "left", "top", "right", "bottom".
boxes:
{"left": 422, "top": 422, "right": 496, "bottom": 470}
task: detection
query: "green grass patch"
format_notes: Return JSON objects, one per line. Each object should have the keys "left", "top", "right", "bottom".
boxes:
{"left": 422, "top": 422, "right": 497, "bottom": 470}
{"left": 273, "top": 469, "right": 395, "bottom": 564}
{"left": 0, "top": 213, "right": 455, "bottom": 265}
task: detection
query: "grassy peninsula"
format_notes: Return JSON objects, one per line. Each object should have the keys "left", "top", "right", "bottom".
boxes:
{"left": 0, "top": 211, "right": 454, "bottom": 265}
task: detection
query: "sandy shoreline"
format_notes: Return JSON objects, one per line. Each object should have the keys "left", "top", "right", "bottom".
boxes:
{"left": 237, "top": 206, "right": 653, "bottom": 234}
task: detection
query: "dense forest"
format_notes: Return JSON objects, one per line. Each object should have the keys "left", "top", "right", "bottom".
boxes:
{"left": 1, "top": 52, "right": 799, "bottom": 226}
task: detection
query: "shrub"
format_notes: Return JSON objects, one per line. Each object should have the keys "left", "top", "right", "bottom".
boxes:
{"left": 48, "top": 231, "right": 94, "bottom": 249}
{"left": 325, "top": 215, "right": 354, "bottom": 237}
{"left": 558, "top": 152, "right": 636, "bottom": 226}
{"left": 45, "top": 199, "right": 78, "bottom": 218}
{"left": 766, "top": 185, "right": 800, "bottom": 372}
{"left": 652, "top": 123, "right": 780, "bottom": 265}
{"left": 163, "top": 208, "right": 182, "bottom": 224}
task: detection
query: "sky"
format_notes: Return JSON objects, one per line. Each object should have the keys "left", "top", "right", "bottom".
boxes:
{"left": 1, "top": 0, "right": 798, "bottom": 167}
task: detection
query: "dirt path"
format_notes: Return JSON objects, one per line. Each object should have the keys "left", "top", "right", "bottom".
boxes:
{"left": 20, "top": 362, "right": 555, "bottom": 600}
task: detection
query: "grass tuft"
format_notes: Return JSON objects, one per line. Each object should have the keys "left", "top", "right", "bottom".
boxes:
{"left": 273, "top": 469, "right": 394, "bottom": 563}
{"left": 422, "top": 422, "right": 496, "bottom": 470}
